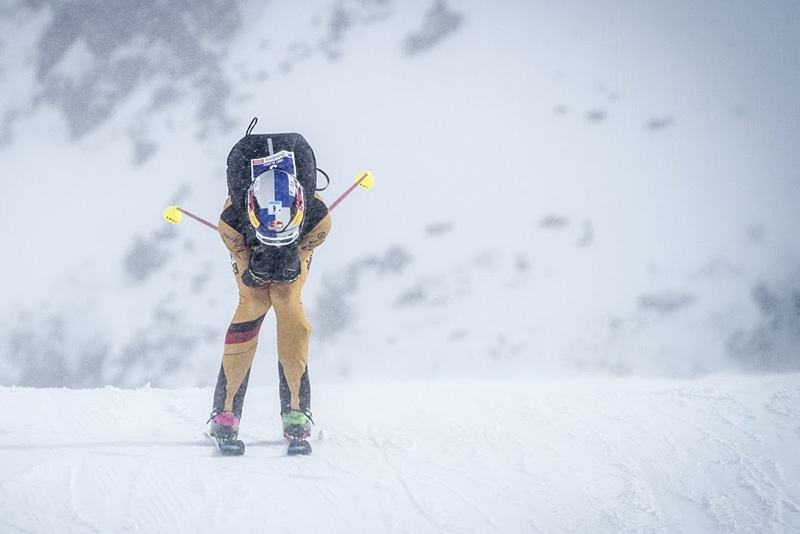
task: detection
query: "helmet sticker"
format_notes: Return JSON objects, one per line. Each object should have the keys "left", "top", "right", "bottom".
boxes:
{"left": 250, "top": 150, "right": 296, "bottom": 183}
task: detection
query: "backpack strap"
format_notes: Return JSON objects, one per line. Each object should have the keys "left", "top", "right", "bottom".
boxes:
{"left": 245, "top": 117, "right": 258, "bottom": 136}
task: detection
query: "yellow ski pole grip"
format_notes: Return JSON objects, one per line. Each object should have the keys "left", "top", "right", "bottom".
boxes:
{"left": 163, "top": 205, "right": 183, "bottom": 224}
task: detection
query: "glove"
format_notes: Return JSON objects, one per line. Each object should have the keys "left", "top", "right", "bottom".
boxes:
{"left": 241, "top": 243, "right": 301, "bottom": 288}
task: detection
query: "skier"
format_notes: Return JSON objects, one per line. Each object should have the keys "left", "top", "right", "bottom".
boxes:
{"left": 208, "top": 121, "right": 330, "bottom": 455}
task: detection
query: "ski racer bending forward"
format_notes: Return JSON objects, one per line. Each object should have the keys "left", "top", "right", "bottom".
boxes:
{"left": 208, "top": 122, "right": 331, "bottom": 455}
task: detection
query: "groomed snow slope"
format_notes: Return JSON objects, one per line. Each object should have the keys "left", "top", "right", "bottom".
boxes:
{"left": 1, "top": 374, "right": 799, "bottom": 533}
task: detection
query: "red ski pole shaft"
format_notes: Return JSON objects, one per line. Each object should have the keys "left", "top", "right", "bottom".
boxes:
{"left": 177, "top": 207, "right": 219, "bottom": 231}
{"left": 328, "top": 172, "right": 369, "bottom": 212}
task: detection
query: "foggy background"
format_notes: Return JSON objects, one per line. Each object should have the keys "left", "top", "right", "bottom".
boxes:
{"left": 0, "top": 0, "right": 798, "bottom": 389}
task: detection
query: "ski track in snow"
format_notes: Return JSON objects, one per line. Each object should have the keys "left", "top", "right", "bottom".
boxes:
{"left": 1, "top": 375, "right": 799, "bottom": 533}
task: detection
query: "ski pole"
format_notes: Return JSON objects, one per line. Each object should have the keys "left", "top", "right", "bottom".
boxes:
{"left": 163, "top": 205, "right": 219, "bottom": 231}
{"left": 328, "top": 170, "right": 374, "bottom": 211}
{"left": 163, "top": 170, "right": 374, "bottom": 231}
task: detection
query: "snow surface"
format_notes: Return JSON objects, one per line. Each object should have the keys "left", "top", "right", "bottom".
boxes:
{"left": 2, "top": 375, "right": 800, "bottom": 533}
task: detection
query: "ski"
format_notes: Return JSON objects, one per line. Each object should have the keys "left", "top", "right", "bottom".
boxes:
{"left": 205, "top": 431, "right": 246, "bottom": 456}
{"left": 204, "top": 432, "right": 314, "bottom": 456}
{"left": 287, "top": 439, "right": 312, "bottom": 456}
{"left": 204, "top": 426, "right": 315, "bottom": 456}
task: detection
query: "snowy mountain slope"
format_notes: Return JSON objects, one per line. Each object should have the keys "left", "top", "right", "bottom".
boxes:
{"left": 1, "top": 375, "right": 799, "bottom": 533}
{"left": 0, "top": 0, "right": 799, "bottom": 388}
